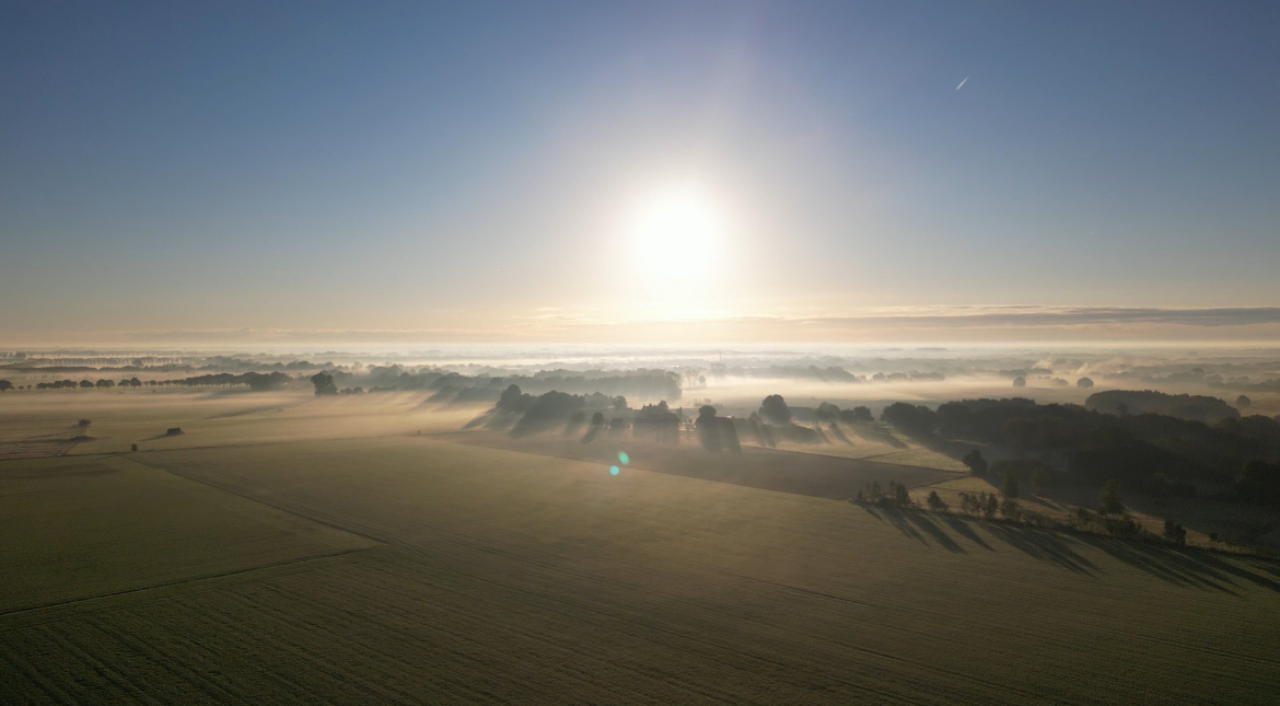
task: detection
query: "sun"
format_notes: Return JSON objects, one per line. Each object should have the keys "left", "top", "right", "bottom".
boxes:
{"left": 625, "top": 184, "right": 726, "bottom": 284}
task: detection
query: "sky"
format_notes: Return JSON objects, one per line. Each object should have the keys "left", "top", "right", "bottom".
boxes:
{"left": 3, "top": 1, "right": 1279, "bottom": 346}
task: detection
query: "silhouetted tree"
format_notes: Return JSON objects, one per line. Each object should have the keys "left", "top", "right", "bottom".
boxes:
{"left": 1005, "top": 417, "right": 1039, "bottom": 453}
{"left": 718, "top": 417, "right": 742, "bottom": 453}
{"left": 496, "top": 384, "right": 531, "bottom": 414}
{"left": 95, "top": 379, "right": 114, "bottom": 389}
{"left": 1163, "top": 519, "right": 1187, "bottom": 545}
{"left": 1100, "top": 479, "right": 1125, "bottom": 514}
{"left": 926, "top": 490, "right": 947, "bottom": 511}
{"left": 565, "top": 410, "right": 587, "bottom": 436}
{"left": 962, "top": 449, "right": 988, "bottom": 476}
{"left": 634, "top": 400, "right": 679, "bottom": 444}
{"left": 999, "top": 497, "right": 1020, "bottom": 520}
{"left": 310, "top": 371, "right": 339, "bottom": 396}
{"left": 1012, "top": 376, "right": 1026, "bottom": 388}
{"left": 76, "top": 419, "right": 91, "bottom": 432}
{"left": 1077, "top": 377, "right": 1094, "bottom": 389}
{"left": 244, "top": 372, "right": 291, "bottom": 391}
{"left": 839, "top": 406, "right": 874, "bottom": 424}
{"left": 1236, "top": 395, "right": 1252, "bottom": 409}
{"left": 759, "top": 395, "right": 792, "bottom": 425}
{"left": 79, "top": 379, "right": 93, "bottom": 389}
{"left": 881, "top": 402, "right": 938, "bottom": 436}
{"left": 893, "top": 481, "right": 911, "bottom": 507}
{"left": 510, "top": 390, "right": 585, "bottom": 438}
{"left": 1001, "top": 475, "right": 1020, "bottom": 499}
{"left": 581, "top": 411, "right": 607, "bottom": 443}
{"left": 696, "top": 405, "right": 722, "bottom": 452}
{"left": 0, "top": 380, "right": 11, "bottom": 392}
{"left": 611, "top": 396, "right": 627, "bottom": 411}
{"left": 815, "top": 402, "right": 840, "bottom": 422}
{"left": 983, "top": 493, "right": 998, "bottom": 519}
{"left": 1236, "top": 459, "right": 1280, "bottom": 504}
{"left": 1087, "top": 389, "right": 1238, "bottom": 425}
{"left": 1104, "top": 515, "right": 1140, "bottom": 538}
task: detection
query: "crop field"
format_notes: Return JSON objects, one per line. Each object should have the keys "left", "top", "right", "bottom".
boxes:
{"left": 0, "top": 454, "right": 375, "bottom": 612}
{"left": 3, "top": 430, "right": 1279, "bottom": 705}
{"left": 0, "top": 390, "right": 481, "bottom": 455}
{"left": 443, "top": 430, "right": 959, "bottom": 499}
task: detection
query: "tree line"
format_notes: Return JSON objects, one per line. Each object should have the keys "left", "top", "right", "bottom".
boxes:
{"left": 3, "top": 371, "right": 293, "bottom": 392}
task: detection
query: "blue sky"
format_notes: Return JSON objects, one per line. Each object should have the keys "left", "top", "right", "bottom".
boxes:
{"left": 3, "top": 1, "right": 1278, "bottom": 344}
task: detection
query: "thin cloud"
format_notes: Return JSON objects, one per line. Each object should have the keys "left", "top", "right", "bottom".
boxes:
{"left": 797, "top": 306, "right": 1280, "bottom": 329}
{"left": 956, "top": 76, "right": 968, "bottom": 90}
{"left": 93, "top": 306, "right": 1280, "bottom": 347}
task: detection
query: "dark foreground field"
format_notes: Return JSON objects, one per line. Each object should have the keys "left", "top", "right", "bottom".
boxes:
{"left": 3, "top": 435, "right": 1280, "bottom": 705}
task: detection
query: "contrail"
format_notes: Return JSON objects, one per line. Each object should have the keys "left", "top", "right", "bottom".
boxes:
{"left": 956, "top": 76, "right": 968, "bottom": 90}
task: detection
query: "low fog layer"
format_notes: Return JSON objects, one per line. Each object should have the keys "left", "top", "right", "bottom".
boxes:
{"left": 3, "top": 346, "right": 1277, "bottom": 417}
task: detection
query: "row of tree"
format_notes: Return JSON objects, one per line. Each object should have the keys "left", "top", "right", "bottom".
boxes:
{"left": 30, "top": 378, "right": 143, "bottom": 390}
{"left": 879, "top": 396, "right": 1280, "bottom": 503}
{"left": 10, "top": 372, "right": 295, "bottom": 392}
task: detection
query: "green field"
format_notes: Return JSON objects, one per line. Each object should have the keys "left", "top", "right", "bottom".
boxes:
{"left": 443, "top": 430, "right": 958, "bottom": 499}
{"left": 0, "top": 455, "right": 374, "bottom": 612}
{"left": 3, "top": 430, "right": 1279, "bottom": 705}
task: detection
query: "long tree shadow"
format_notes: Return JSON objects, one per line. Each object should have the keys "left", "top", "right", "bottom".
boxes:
{"left": 979, "top": 522, "right": 1099, "bottom": 576}
{"left": 858, "top": 504, "right": 965, "bottom": 553}
{"left": 859, "top": 503, "right": 1092, "bottom": 568}
{"left": 1073, "top": 535, "right": 1242, "bottom": 593}
{"left": 856, "top": 504, "right": 926, "bottom": 545}
{"left": 1257, "top": 563, "right": 1280, "bottom": 579}
{"left": 1086, "top": 536, "right": 1280, "bottom": 594}
{"left": 849, "top": 424, "right": 907, "bottom": 449}
{"left": 898, "top": 509, "right": 965, "bottom": 553}
{"left": 854, "top": 503, "right": 1280, "bottom": 592}
{"left": 941, "top": 515, "right": 993, "bottom": 550}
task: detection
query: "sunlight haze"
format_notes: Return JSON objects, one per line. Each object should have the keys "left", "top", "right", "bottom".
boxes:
{"left": 3, "top": 2, "right": 1279, "bottom": 346}
{"left": 3, "top": 4, "right": 1280, "bottom": 704}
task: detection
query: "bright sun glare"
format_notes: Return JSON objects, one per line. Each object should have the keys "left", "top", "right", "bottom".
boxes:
{"left": 626, "top": 185, "right": 725, "bottom": 284}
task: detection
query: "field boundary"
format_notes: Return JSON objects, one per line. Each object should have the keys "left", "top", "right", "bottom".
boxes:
{"left": 0, "top": 548, "right": 369, "bottom": 619}
{"left": 117, "top": 456, "right": 389, "bottom": 546}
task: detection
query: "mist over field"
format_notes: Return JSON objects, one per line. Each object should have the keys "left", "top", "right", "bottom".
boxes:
{"left": 5, "top": 2, "right": 1280, "bottom": 704}
{"left": 5, "top": 343, "right": 1278, "bottom": 410}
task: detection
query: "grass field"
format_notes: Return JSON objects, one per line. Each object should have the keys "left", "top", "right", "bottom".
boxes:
{"left": 0, "top": 454, "right": 375, "bottom": 613}
{"left": 3, "top": 432, "right": 1279, "bottom": 705}
{"left": 443, "top": 430, "right": 958, "bottom": 499}
{"left": 0, "top": 390, "right": 479, "bottom": 455}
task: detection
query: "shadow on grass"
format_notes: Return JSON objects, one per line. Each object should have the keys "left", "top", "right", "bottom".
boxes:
{"left": 900, "top": 509, "right": 965, "bottom": 553}
{"left": 849, "top": 424, "right": 907, "bottom": 449}
{"left": 1077, "top": 536, "right": 1280, "bottom": 594}
{"left": 980, "top": 522, "right": 1098, "bottom": 576}
{"left": 898, "top": 431, "right": 980, "bottom": 462}
{"left": 940, "top": 515, "right": 992, "bottom": 551}
{"left": 204, "top": 405, "right": 286, "bottom": 420}
{"left": 857, "top": 504, "right": 926, "bottom": 545}
{"left": 856, "top": 503, "right": 1280, "bottom": 593}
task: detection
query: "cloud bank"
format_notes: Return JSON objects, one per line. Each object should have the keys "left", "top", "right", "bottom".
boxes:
{"left": 60, "top": 306, "right": 1280, "bottom": 347}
